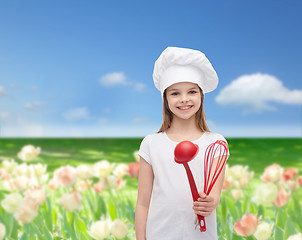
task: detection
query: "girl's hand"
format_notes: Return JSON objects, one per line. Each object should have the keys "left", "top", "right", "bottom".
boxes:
{"left": 192, "top": 192, "right": 216, "bottom": 217}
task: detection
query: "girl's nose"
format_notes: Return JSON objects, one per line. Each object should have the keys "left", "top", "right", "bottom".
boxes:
{"left": 180, "top": 94, "right": 189, "bottom": 102}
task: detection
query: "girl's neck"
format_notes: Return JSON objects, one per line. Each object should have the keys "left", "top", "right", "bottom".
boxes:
{"left": 166, "top": 115, "right": 203, "bottom": 138}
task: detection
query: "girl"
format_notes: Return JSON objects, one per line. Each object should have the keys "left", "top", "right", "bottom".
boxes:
{"left": 135, "top": 47, "right": 230, "bottom": 240}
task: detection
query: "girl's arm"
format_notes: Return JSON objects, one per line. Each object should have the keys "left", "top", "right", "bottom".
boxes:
{"left": 135, "top": 156, "right": 154, "bottom": 240}
{"left": 193, "top": 156, "right": 227, "bottom": 217}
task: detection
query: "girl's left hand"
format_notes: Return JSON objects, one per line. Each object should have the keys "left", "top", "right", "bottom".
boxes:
{"left": 192, "top": 192, "right": 216, "bottom": 217}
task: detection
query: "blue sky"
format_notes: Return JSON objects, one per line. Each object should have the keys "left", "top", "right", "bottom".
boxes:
{"left": 0, "top": 0, "right": 301, "bottom": 137}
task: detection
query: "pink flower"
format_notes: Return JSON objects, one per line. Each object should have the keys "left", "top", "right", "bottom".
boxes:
{"left": 298, "top": 176, "right": 302, "bottom": 188}
{"left": 222, "top": 178, "right": 232, "bottom": 190}
{"left": 60, "top": 190, "right": 82, "bottom": 212}
{"left": 261, "top": 163, "right": 283, "bottom": 183}
{"left": 0, "top": 169, "right": 10, "bottom": 180}
{"left": 54, "top": 166, "right": 77, "bottom": 187}
{"left": 234, "top": 213, "right": 261, "bottom": 236}
{"left": 128, "top": 162, "right": 139, "bottom": 178}
{"left": 281, "top": 168, "right": 298, "bottom": 181}
{"left": 93, "top": 181, "right": 103, "bottom": 193}
{"left": 25, "top": 187, "right": 47, "bottom": 206}
{"left": 14, "top": 198, "right": 39, "bottom": 223}
{"left": 275, "top": 188, "right": 291, "bottom": 207}
{"left": 47, "top": 177, "right": 60, "bottom": 190}
{"left": 76, "top": 180, "right": 91, "bottom": 191}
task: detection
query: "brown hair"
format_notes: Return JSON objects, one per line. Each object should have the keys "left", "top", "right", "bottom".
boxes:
{"left": 157, "top": 86, "right": 210, "bottom": 133}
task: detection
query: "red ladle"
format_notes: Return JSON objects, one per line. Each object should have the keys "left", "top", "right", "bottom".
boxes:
{"left": 174, "top": 141, "right": 206, "bottom": 232}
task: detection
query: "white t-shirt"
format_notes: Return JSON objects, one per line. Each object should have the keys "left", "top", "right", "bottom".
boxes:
{"left": 138, "top": 131, "right": 230, "bottom": 240}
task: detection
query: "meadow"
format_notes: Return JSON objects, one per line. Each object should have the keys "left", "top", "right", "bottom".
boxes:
{"left": 0, "top": 137, "right": 301, "bottom": 240}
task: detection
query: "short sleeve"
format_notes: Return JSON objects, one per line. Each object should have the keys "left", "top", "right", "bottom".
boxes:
{"left": 213, "top": 134, "right": 230, "bottom": 161}
{"left": 138, "top": 135, "right": 152, "bottom": 165}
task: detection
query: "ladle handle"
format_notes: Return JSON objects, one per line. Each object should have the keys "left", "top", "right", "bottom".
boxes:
{"left": 198, "top": 215, "right": 206, "bottom": 232}
{"left": 183, "top": 163, "right": 207, "bottom": 232}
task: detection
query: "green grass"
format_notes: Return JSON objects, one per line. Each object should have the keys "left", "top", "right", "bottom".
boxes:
{"left": 1, "top": 137, "right": 301, "bottom": 172}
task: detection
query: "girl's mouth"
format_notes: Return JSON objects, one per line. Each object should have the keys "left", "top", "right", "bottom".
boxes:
{"left": 177, "top": 105, "right": 193, "bottom": 110}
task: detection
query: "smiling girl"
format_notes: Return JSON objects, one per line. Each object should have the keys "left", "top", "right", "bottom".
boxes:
{"left": 135, "top": 47, "right": 230, "bottom": 240}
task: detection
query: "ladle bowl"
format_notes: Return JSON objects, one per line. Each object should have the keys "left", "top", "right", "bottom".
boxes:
{"left": 174, "top": 141, "right": 199, "bottom": 164}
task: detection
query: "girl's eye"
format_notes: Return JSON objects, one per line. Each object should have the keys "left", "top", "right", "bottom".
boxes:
{"left": 189, "top": 90, "right": 197, "bottom": 94}
{"left": 171, "top": 92, "right": 179, "bottom": 96}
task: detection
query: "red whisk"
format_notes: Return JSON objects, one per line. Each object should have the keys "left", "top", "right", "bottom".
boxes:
{"left": 204, "top": 140, "right": 228, "bottom": 195}
{"left": 201, "top": 140, "right": 228, "bottom": 230}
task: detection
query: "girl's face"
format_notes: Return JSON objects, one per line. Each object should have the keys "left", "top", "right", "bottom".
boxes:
{"left": 165, "top": 82, "right": 202, "bottom": 121}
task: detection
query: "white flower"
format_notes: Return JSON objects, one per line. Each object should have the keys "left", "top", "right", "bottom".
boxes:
{"left": 254, "top": 222, "right": 273, "bottom": 240}
{"left": 261, "top": 163, "right": 284, "bottom": 183}
{"left": 113, "top": 164, "right": 129, "bottom": 178}
{"left": 17, "top": 145, "right": 41, "bottom": 162}
{"left": 60, "top": 190, "right": 81, "bottom": 212}
{"left": 75, "top": 180, "right": 92, "bottom": 191}
{"left": 54, "top": 166, "right": 77, "bottom": 187}
{"left": 32, "top": 163, "right": 47, "bottom": 177}
{"left": 104, "top": 175, "right": 126, "bottom": 190}
{"left": 76, "top": 164, "right": 94, "bottom": 180}
{"left": 133, "top": 151, "right": 140, "bottom": 162}
{"left": 13, "top": 176, "right": 30, "bottom": 192}
{"left": 3, "top": 179, "right": 15, "bottom": 191}
{"left": 0, "top": 222, "right": 5, "bottom": 240}
{"left": 1, "top": 193, "right": 23, "bottom": 213}
{"left": 14, "top": 198, "right": 39, "bottom": 223}
{"left": 88, "top": 219, "right": 111, "bottom": 240}
{"left": 224, "top": 164, "right": 230, "bottom": 179}
{"left": 15, "top": 163, "right": 31, "bottom": 177}
{"left": 231, "top": 189, "right": 243, "bottom": 201}
{"left": 287, "top": 233, "right": 302, "bottom": 240}
{"left": 111, "top": 219, "right": 128, "bottom": 239}
{"left": 93, "top": 160, "right": 112, "bottom": 178}
{"left": 252, "top": 182, "right": 278, "bottom": 206}
{"left": 229, "top": 165, "right": 248, "bottom": 180}
{"left": 2, "top": 159, "right": 16, "bottom": 174}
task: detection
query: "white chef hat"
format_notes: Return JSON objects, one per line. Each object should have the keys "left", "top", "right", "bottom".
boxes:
{"left": 153, "top": 47, "right": 219, "bottom": 97}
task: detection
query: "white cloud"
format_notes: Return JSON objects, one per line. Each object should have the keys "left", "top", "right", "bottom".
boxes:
{"left": 0, "top": 120, "right": 299, "bottom": 137}
{"left": 0, "top": 112, "right": 9, "bottom": 121}
{"left": 133, "top": 83, "right": 146, "bottom": 92}
{"left": 212, "top": 124, "right": 301, "bottom": 138}
{"left": 99, "top": 72, "right": 127, "bottom": 87}
{"left": 206, "top": 120, "right": 215, "bottom": 129}
{"left": 102, "top": 108, "right": 111, "bottom": 114}
{"left": 215, "top": 73, "right": 302, "bottom": 113}
{"left": 0, "top": 86, "right": 6, "bottom": 96}
{"left": 30, "top": 86, "right": 39, "bottom": 91}
{"left": 62, "top": 107, "right": 90, "bottom": 122}
{"left": 98, "top": 117, "right": 109, "bottom": 124}
{"left": 24, "top": 101, "right": 45, "bottom": 110}
{"left": 9, "top": 83, "right": 19, "bottom": 88}
{"left": 0, "top": 118, "right": 44, "bottom": 137}
{"left": 98, "top": 72, "right": 145, "bottom": 92}
{"left": 132, "top": 117, "right": 147, "bottom": 124}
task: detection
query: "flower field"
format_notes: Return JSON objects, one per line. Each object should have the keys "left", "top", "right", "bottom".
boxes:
{"left": 0, "top": 137, "right": 302, "bottom": 240}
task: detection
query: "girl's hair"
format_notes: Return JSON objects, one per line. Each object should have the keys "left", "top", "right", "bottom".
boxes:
{"left": 157, "top": 86, "right": 210, "bottom": 133}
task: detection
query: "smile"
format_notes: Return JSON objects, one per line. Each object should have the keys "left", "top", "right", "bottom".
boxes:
{"left": 177, "top": 105, "right": 193, "bottom": 110}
